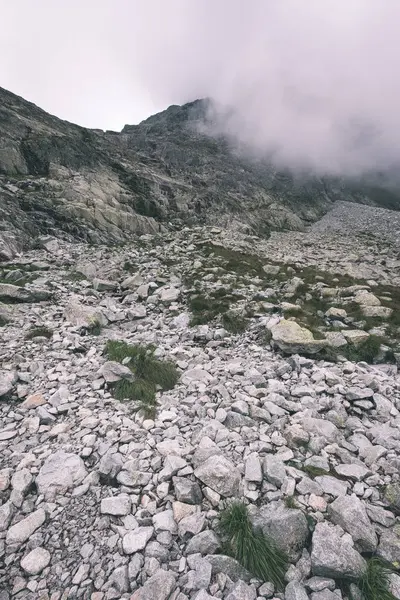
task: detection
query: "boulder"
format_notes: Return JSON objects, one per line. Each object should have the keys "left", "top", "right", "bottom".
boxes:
{"left": 130, "top": 569, "right": 176, "bottom": 600}
{"left": 0, "top": 370, "right": 17, "bottom": 398}
{"left": 311, "top": 522, "right": 366, "bottom": 580}
{"left": 97, "top": 361, "right": 134, "bottom": 383}
{"left": 123, "top": 527, "right": 154, "bottom": 554}
{"left": 252, "top": 503, "right": 309, "bottom": 559}
{"left": 205, "top": 555, "right": 252, "bottom": 582}
{"left": 36, "top": 451, "right": 87, "bottom": 498}
{"left": 64, "top": 297, "right": 107, "bottom": 328}
{"left": 0, "top": 283, "right": 51, "bottom": 303}
{"left": 270, "top": 320, "right": 326, "bottom": 355}
{"left": 343, "top": 330, "right": 370, "bottom": 346}
{"left": 20, "top": 547, "right": 51, "bottom": 575}
{"left": 6, "top": 508, "right": 46, "bottom": 545}
{"left": 328, "top": 495, "right": 377, "bottom": 552}
{"left": 194, "top": 456, "right": 240, "bottom": 497}
{"left": 263, "top": 454, "right": 286, "bottom": 487}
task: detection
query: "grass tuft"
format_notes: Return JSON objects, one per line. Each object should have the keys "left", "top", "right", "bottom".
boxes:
{"left": 343, "top": 335, "right": 382, "bottom": 364}
{"left": 105, "top": 340, "right": 179, "bottom": 417}
{"left": 113, "top": 379, "right": 157, "bottom": 419}
{"left": 86, "top": 318, "right": 102, "bottom": 336}
{"left": 284, "top": 496, "right": 298, "bottom": 509}
{"left": 218, "top": 501, "right": 287, "bottom": 589}
{"left": 222, "top": 311, "right": 248, "bottom": 334}
{"left": 357, "top": 558, "right": 397, "bottom": 600}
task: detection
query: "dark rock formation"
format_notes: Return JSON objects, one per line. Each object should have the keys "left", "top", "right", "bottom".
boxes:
{"left": 1, "top": 86, "right": 399, "bottom": 256}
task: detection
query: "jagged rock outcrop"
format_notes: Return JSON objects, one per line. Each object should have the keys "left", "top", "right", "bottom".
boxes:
{"left": 2, "top": 87, "right": 400, "bottom": 256}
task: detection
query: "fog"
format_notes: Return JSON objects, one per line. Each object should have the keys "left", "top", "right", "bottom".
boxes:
{"left": 1, "top": 1, "right": 400, "bottom": 176}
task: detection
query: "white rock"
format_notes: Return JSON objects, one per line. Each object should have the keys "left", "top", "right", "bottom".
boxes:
{"left": 100, "top": 494, "right": 131, "bottom": 516}
{"left": 36, "top": 451, "right": 87, "bottom": 498}
{"left": 122, "top": 526, "right": 154, "bottom": 554}
{"left": 6, "top": 508, "right": 46, "bottom": 545}
{"left": 20, "top": 547, "right": 51, "bottom": 575}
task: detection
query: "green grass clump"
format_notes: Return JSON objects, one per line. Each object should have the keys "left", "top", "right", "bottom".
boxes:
{"left": 343, "top": 335, "right": 382, "bottom": 363}
{"left": 105, "top": 340, "right": 179, "bottom": 417}
{"left": 222, "top": 311, "right": 248, "bottom": 334}
{"left": 25, "top": 326, "right": 53, "bottom": 340}
{"left": 218, "top": 501, "right": 287, "bottom": 589}
{"left": 356, "top": 558, "right": 397, "bottom": 600}
{"left": 188, "top": 291, "right": 231, "bottom": 326}
{"left": 113, "top": 379, "right": 157, "bottom": 419}
{"left": 303, "top": 464, "right": 330, "bottom": 478}
{"left": 86, "top": 318, "right": 102, "bottom": 336}
{"left": 284, "top": 496, "right": 298, "bottom": 509}
{"left": 201, "top": 243, "right": 267, "bottom": 279}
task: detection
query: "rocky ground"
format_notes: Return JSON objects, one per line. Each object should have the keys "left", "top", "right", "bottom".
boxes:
{"left": 1, "top": 201, "right": 400, "bottom": 600}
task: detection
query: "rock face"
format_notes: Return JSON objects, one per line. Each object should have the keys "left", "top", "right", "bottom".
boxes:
{"left": 2, "top": 86, "right": 400, "bottom": 254}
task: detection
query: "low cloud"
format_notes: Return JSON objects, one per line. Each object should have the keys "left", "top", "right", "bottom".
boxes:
{"left": 2, "top": 0, "right": 400, "bottom": 177}
{"left": 123, "top": 0, "right": 400, "bottom": 177}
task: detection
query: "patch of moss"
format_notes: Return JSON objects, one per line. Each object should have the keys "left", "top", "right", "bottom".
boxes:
{"left": 65, "top": 270, "right": 88, "bottom": 282}
{"left": 25, "top": 326, "right": 53, "bottom": 340}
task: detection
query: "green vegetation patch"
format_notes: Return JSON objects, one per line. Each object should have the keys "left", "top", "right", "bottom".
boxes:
{"left": 105, "top": 340, "right": 179, "bottom": 418}
{"left": 25, "top": 326, "right": 53, "bottom": 340}
{"left": 218, "top": 501, "right": 288, "bottom": 590}
{"left": 343, "top": 335, "right": 384, "bottom": 364}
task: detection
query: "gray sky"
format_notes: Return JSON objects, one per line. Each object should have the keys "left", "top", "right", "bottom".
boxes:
{"left": 1, "top": 1, "right": 400, "bottom": 175}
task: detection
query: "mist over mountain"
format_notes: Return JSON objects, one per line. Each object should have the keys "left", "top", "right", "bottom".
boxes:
{"left": 1, "top": 84, "right": 400, "bottom": 260}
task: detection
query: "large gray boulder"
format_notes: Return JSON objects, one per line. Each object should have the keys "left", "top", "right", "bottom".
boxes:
{"left": 205, "top": 555, "right": 252, "bottom": 582}
{"left": 64, "top": 297, "right": 107, "bottom": 327}
{"left": 130, "top": 568, "right": 176, "bottom": 600}
{"left": 285, "top": 581, "right": 309, "bottom": 600}
{"left": 263, "top": 454, "right": 286, "bottom": 487}
{"left": 194, "top": 455, "right": 240, "bottom": 497}
{"left": 252, "top": 503, "right": 309, "bottom": 559}
{"left": 36, "top": 451, "right": 87, "bottom": 498}
{"left": 0, "top": 283, "right": 51, "bottom": 303}
{"left": 97, "top": 361, "right": 134, "bottom": 383}
{"left": 328, "top": 495, "right": 377, "bottom": 552}
{"left": 377, "top": 528, "right": 400, "bottom": 564}
{"left": 311, "top": 522, "right": 366, "bottom": 580}
{"left": 270, "top": 320, "right": 327, "bottom": 355}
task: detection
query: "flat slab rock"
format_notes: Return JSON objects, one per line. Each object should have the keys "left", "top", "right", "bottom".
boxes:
{"left": 270, "top": 319, "right": 327, "bottom": 355}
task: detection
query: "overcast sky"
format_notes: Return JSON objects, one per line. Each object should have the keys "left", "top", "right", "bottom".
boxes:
{"left": 1, "top": 1, "right": 400, "bottom": 175}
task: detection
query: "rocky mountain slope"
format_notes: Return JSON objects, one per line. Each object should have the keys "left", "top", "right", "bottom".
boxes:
{"left": 1, "top": 200, "right": 400, "bottom": 599}
{"left": 1, "top": 86, "right": 400, "bottom": 261}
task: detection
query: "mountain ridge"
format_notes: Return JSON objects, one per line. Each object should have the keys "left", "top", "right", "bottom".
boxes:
{"left": 1, "top": 85, "right": 400, "bottom": 260}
